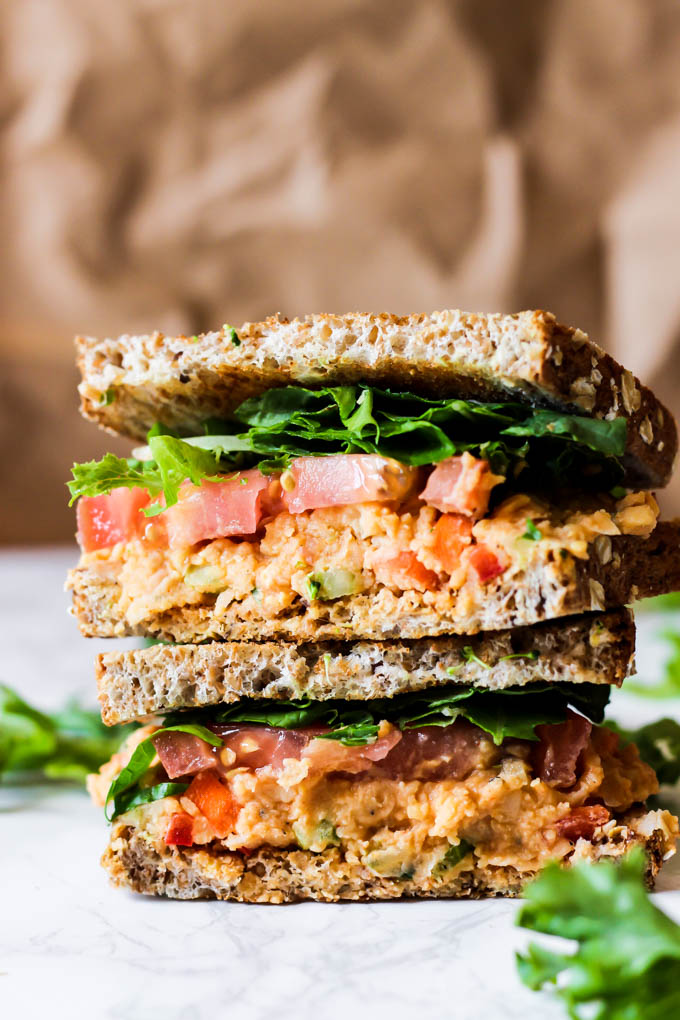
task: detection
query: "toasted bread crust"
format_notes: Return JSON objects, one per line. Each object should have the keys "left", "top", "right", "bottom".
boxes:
{"left": 96, "top": 610, "right": 634, "bottom": 725}
{"left": 102, "top": 812, "right": 671, "bottom": 902}
{"left": 76, "top": 309, "right": 676, "bottom": 488}
{"left": 69, "top": 522, "right": 680, "bottom": 643}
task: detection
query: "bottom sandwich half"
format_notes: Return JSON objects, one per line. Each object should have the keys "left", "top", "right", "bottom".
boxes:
{"left": 88, "top": 620, "right": 679, "bottom": 902}
{"left": 103, "top": 811, "right": 673, "bottom": 903}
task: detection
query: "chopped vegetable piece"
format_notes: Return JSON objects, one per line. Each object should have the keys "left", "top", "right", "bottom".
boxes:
{"left": 77, "top": 486, "right": 150, "bottom": 551}
{"left": 421, "top": 453, "right": 504, "bottom": 518}
{"left": 165, "top": 813, "right": 194, "bottom": 846}
{"left": 185, "top": 771, "right": 237, "bottom": 838}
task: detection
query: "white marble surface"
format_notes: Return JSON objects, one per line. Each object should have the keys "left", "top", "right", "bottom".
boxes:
{"left": 2, "top": 547, "right": 680, "bottom": 1020}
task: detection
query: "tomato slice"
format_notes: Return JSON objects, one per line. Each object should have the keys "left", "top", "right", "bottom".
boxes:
{"left": 421, "top": 453, "right": 503, "bottom": 519}
{"left": 153, "top": 731, "right": 218, "bottom": 779}
{"left": 77, "top": 486, "right": 150, "bottom": 552}
{"left": 283, "top": 455, "right": 419, "bottom": 514}
{"left": 185, "top": 771, "right": 238, "bottom": 838}
{"left": 165, "top": 469, "right": 273, "bottom": 546}
{"left": 532, "top": 712, "right": 592, "bottom": 788}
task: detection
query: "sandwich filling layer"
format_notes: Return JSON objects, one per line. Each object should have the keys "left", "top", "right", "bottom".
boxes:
{"left": 72, "top": 482, "right": 658, "bottom": 636}
{"left": 68, "top": 383, "right": 660, "bottom": 637}
{"left": 89, "top": 689, "right": 677, "bottom": 883}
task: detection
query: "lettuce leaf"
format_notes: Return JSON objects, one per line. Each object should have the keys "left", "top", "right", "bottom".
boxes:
{"left": 68, "top": 385, "right": 628, "bottom": 510}
{"left": 0, "top": 684, "right": 134, "bottom": 784}
{"left": 162, "top": 680, "right": 610, "bottom": 749}
{"left": 516, "top": 850, "right": 680, "bottom": 1020}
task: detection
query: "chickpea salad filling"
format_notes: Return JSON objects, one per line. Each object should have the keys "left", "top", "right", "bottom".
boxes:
{"left": 89, "top": 682, "right": 677, "bottom": 881}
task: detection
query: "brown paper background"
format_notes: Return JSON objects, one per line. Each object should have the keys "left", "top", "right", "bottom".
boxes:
{"left": 3, "top": 0, "right": 680, "bottom": 543}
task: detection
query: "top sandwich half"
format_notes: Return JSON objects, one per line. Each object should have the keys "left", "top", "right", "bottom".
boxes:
{"left": 68, "top": 309, "right": 680, "bottom": 643}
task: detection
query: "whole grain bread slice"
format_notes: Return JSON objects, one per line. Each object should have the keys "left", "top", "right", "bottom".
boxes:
{"left": 76, "top": 309, "right": 676, "bottom": 488}
{"left": 96, "top": 610, "right": 634, "bottom": 726}
{"left": 69, "top": 521, "right": 680, "bottom": 643}
{"left": 103, "top": 811, "right": 673, "bottom": 902}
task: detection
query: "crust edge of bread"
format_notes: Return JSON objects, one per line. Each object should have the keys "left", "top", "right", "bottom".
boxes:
{"left": 95, "top": 610, "right": 634, "bottom": 725}
{"left": 74, "top": 308, "right": 677, "bottom": 487}
{"left": 103, "top": 813, "right": 672, "bottom": 903}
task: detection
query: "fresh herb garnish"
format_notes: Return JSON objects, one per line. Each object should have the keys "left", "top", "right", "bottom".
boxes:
{"left": 516, "top": 850, "right": 680, "bottom": 1020}
{"left": 68, "top": 385, "right": 628, "bottom": 511}
{"left": 99, "top": 387, "right": 116, "bottom": 406}
{"left": 522, "top": 519, "right": 543, "bottom": 541}
{"left": 460, "top": 646, "right": 538, "bottom": 669}
{"left": 498, "top": 650, "right": 539, "bottom": 662}
{"left": 225, "top": 324, "right": 240, "bottom": 346}
{"left": 0, "top": 684, "right": 134, "bottom": 783}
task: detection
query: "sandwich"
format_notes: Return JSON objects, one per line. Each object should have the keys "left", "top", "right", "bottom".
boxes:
{"left": 67, "top": 311, "right": 679, "bottom": 643}
{"left": 67, "top": 308, "right": 680, "bottom": 900}
{"left": 87, "top": 612, "right": 678, "bottom": 902}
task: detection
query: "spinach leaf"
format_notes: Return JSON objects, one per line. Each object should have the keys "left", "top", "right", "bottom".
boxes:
{"left": 162, "top": 681, "right": 610, "bottom": 750}
{"left": 105, "top": 723, "right": 222, "bottom": 821}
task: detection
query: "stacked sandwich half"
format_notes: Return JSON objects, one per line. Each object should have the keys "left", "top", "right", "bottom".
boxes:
{"left": 70, "top": 309, "right": 680, "bottom": 901}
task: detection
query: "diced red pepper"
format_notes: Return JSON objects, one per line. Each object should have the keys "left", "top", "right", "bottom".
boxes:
{"left": 555, "top": 804, "right": 611, "bottom": 841}
{"left": 165, "top": 812, "right": 194, "bottom": 846}
{"left": 431, "top": 513, "right": 474, "bottom": 573}
{"left": 186, "top": 771, "right": 238, "bottom": 838}
{"left": 371, "top": 550, "right": 439, "bottom": 591}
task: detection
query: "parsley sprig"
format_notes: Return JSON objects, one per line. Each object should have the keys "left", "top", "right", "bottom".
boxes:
{"left": 517, "top": 850, "right": 680, "bottom": 1019}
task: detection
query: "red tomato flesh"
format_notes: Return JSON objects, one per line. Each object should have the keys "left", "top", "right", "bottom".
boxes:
{"left": 77, "top": 486, "right": 150, "bottom": 552}
{"left": 421, "top": 453, "right": 502, "bottom": 519}
{"left": 283, "top": 455, "right": 420, "bottom": 514}
{"left": 165, "top": 470, "right": 273, "bottom": 546}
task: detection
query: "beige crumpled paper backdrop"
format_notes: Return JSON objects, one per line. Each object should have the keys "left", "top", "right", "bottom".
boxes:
{"left": 2, "top": 0, "right": 680, "bottom": 542}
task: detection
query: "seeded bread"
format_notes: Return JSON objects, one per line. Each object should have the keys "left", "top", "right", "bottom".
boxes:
{"left": 75, "top": 309, "right": 677, "bottom": 488}
{"left": 102, "top": 811, "right": 673, "bottom": 902}
{"left": 96, "top": 610, "right": 634, "bottom": 725}
{"left": 69, "top": 521, "right": 680, "bottom": 643}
